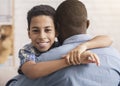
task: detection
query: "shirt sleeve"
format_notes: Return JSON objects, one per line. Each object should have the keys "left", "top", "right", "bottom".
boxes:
{"left": 19, "top": 48, "right": 36, "bottom": 66}
{"left": 18, "top": 42, "right": 59, "bottom": 66}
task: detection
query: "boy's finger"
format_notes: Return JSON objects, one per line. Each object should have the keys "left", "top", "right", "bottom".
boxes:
{"left": 88, "top": 56, "right": 93, "bottom": 61}
{"left": 93, "top": 54, "right": 100, "bottom": 66}
{"left": 87, "top": 53, "right": 95, "bottom": 61}
{"left": 74, "top": 51, "right": 81, "bottom": 64}
{"left": 70, "top": 55, "right": 76, "bottom": 65}
{"left": 65, "top": 55, "right": 71, "bottom": 65}
{"left": 77, "top": 51, "right": 82, "bottom": 64}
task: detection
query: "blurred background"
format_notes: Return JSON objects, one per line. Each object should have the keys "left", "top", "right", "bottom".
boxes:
{"left": 0, "top": 0, "right": 120, "bottom": 85}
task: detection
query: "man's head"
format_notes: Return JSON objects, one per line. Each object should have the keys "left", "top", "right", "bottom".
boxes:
{"left": 27, "top": 5, "right": 57, "bottom": 52}
{"left": 56, "top": 0, "right": 89, "bottom": 43}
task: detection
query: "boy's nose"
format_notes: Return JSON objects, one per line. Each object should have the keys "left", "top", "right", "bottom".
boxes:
{"left": 38, "top": 32, "right": 46, "bottom": 39}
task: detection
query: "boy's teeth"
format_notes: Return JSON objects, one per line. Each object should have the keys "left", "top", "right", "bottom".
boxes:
{"left": 39, "top": 42, "right": 48, "bottom": 46}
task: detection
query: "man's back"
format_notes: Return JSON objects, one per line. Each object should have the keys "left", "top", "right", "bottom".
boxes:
{"left": 42, "top": 0, "right": 120, "bottom": 85}
{"left": 39, "top": 34, "right": 120, "bottom": 86}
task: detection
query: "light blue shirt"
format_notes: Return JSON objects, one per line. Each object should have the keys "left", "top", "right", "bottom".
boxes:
{"left": 37, "top": 34, "right": 120, "bottom": 86}
{"left": 8, "top": 34, "right": 120, "bottom": 86}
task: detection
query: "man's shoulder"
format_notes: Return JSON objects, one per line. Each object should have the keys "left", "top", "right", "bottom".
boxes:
{"left": 48, "top": 43, "right": 78, "bottom": 52}
{"left": 91, "top": 46, "right": 120, "bottom": 57}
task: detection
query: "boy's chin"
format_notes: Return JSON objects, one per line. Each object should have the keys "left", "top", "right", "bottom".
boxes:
{"left": 39, "top": 48, "right": 49, "bottom": 53}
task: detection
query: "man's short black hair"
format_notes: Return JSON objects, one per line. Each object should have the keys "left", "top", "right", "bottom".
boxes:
{"left": 55, "top": 0, "right": 88, "bottom": 33}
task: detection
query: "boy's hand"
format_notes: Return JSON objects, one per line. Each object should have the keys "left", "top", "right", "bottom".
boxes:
{"left": 64, "top": 44, "right": 87, "bottom": 65}
{"left": 64, "top": 50, "right": 100, "bottom": 66}
{"left": 80, "top": 51, "right": 100, "bottom": 66}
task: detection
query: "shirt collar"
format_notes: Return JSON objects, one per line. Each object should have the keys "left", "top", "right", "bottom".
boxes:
{"left": 63, "top": 34, "right": 92, "bottom": 44}
{"left": 30, "top": 43, "right": 41, "bottom": 56}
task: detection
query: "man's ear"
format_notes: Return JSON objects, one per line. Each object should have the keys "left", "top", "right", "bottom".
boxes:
{"left": 86, "top": 20, "right": 90, "bottom": 29}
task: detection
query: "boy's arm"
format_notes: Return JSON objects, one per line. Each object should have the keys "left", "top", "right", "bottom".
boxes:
{"left": 21, "top": 59, "right": 70, "bottom": 79}
{"left": 21, "top": 50, "right": 100, "bottom": 79}
{"left": 19, "top": 45, "right": 70, "bottom": 79}
{"left": 65, "top": 35, "right": 112, "bottom": 65}
{"left": 81, "top": 35, "right": 112, "bottom": 49}
{"left": 64, "top": 50, "right": 100, "bottom": 66}
{"left": 70, "top": 35, "right": 112, "bottom": 54}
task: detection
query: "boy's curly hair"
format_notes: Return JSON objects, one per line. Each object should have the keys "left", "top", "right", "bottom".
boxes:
{"left": 27, "top": 5, "right": 56, "bottom": 31}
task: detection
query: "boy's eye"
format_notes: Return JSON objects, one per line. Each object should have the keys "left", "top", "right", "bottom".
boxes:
{"left": 45, "top": 29, "right": 52, "bottom": 32}
{"left": 45, "top": 27, "right": 53, "bottom": 32}
{"left": 32, "top": 30, "right": 39, "bottom": 32}
{"left": 32, "top": 29, "right": 39, "bottom": 32}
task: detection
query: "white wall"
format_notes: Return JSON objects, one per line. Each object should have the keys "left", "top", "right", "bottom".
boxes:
{"left": 14, "top": 0, "right": 120, "bottom": 66}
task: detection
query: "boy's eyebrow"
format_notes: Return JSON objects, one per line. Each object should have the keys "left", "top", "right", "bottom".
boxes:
{"left": 31, "top": 25, "right": 54, "bottom": 29}
{"left": 31, "top": 26, "right": 38, "bottom": 29}
{"left": 44, "top": 26, "right": 52, "bottom": 28}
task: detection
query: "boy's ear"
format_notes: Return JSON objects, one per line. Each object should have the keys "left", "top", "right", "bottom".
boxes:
{"left": 55, "top": 31, "right": 59, "bottom": 37}
{"left": 86, "top": 20, "right": 90, "bottom": 29}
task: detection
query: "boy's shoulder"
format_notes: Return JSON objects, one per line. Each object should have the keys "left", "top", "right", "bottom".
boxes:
{"left": 19, "top": 43, "right": 34, "bottom": 54}
{"left": 20, "top": 43, "right": 33, "bottom": 51}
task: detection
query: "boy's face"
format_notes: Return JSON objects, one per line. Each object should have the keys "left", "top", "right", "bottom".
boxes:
{"left": 28, "top": 15, "right": 56, "bottom": 52}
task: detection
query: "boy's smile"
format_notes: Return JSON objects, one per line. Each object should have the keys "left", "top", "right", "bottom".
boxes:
{"left": 37, "top": 41, "right": 50, "bottom": 49}
{"left": 28, "top": 15, "right": 56, "bottom": 52}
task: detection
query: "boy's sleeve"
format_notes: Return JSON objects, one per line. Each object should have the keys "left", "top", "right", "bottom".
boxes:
{"left": 18, "top": 46, "right": 36, "bottom": 74}
{"left": 19, "top": 49, "right": 36, "bottom": 66}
